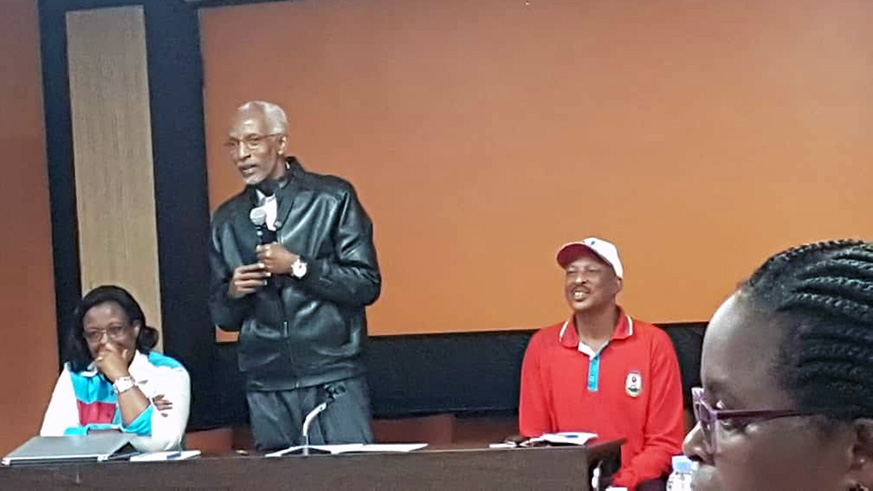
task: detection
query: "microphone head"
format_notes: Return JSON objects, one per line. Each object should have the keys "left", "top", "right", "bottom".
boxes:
{"left": 249, "top": 207, "right": 267, "bottom": 227}
{"left": 325, "top": 383, "right": 346, "bottom": 400}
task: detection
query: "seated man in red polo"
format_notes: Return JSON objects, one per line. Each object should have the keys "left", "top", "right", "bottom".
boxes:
{"left": 519, "top": 237, "right": 684, "bottom": 489}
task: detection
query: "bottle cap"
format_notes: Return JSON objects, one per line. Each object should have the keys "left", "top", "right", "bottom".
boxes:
{"left": 672, "top": 455, "right": 694, "bottom": 473}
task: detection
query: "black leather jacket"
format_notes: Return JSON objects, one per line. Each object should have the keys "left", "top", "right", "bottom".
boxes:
{"left": 208, "top": 158, "right": 381, "bottom": 391}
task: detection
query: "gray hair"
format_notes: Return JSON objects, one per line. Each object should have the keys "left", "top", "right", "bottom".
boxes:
{"left": 237, "top": 101, "right": 289, "bottom": 135}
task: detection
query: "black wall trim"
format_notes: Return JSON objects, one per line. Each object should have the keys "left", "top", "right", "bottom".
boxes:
{"left": 143, "top": 0, "right": 216, "bottom": 429}
{"left": 39, "top": 0, "right": 81, "bottom": 364}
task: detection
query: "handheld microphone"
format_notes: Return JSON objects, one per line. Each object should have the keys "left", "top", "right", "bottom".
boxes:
{"left": 249, "top": 207, "right": 278, "bottom": 290}
{"left": 301, "top": 383, "right": 347, "bottom": 455}
{"left": 249, "top": 207, "right": 276, "bottom": 245}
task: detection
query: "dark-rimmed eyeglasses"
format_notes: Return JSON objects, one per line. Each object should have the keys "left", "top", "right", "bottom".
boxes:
{"left": 83, "top": 324, "right": 129, "bottom": 344}
{"left": 223, "top": 133, "right": 282, "bottom": 153}
{"left": 691, "top": 386, "right": 816, "bottom": 451}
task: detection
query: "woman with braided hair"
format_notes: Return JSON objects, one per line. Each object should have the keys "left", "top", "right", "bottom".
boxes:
{"left": 684, "top": 240, "right": 873, "bottom": 491}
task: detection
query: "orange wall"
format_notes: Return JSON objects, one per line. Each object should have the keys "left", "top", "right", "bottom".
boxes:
{"left": 0, "top": 0, "right": 58, "bottom": 454}
{"left": 200, "top": 0, "right": 873, "bottom": 335}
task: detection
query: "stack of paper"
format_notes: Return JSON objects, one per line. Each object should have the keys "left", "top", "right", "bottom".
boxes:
{"left": 265, "top": 443, "right": 428, "bottom": 458}
{"left": 524, "top": 432, "right": 597, "bottom": 446}
{"left": 130, "top": 450, "right": 201, "bottom": 462}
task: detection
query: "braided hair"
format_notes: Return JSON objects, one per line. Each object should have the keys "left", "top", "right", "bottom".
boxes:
{"left": 738, "top": 239, "right": 873, "bottom": 421}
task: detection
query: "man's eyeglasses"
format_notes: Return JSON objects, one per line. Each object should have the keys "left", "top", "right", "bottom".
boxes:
{"left": 691, "top": 387, "right": 815, "bottom": 451}
{"left": 83, "top": 325, "right": 129, "bottom": 344}
{"left": 223, "top": 133, "right": 282, "bottom": 153}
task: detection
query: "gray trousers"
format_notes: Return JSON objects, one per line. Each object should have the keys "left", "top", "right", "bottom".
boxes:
{"left": 247, "top": 376, "right": 374, "bottom": 451}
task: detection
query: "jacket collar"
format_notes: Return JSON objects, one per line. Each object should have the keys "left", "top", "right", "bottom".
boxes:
{"left": 245, "top": 157, "right": 304, "bottom": 230}
{"left": 246, "top": 156, "right": 304, "bottom": 205}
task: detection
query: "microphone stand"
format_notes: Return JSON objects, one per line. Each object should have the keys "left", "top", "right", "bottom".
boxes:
{"left": 301, "top": 401, "right": 330, "bottom": 456}
{"left": 300, "top": 385, "right": 345, "bottom": 456}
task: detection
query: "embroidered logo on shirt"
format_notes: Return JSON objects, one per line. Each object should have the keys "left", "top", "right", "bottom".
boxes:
{"left": 625, "top": 370, "right": 643, "bottom": 397}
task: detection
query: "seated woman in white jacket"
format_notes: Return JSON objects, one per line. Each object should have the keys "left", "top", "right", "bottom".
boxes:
{"left": 40, "top": 285, "right": 190, "bottom": 452}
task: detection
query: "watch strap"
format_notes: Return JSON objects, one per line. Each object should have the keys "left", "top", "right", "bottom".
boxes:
{"left": 113, "top": 376, "right": 137, "bottom": 394}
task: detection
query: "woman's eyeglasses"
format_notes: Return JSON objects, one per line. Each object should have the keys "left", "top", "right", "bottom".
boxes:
{"left": 83, "top": 325, "right": 129, "bottom": 344}
{"left": 691, "top": 387, "right": 814, "bottom": 451}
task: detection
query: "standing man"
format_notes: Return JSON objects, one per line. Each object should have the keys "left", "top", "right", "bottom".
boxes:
{"left": 519, "top": 237, "right": 684, "bottom": 489}
{"left": 209, "top": 101, "right": 381, "bottom": 450}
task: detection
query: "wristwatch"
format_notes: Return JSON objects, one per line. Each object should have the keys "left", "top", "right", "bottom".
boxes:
{"left": 113, "top": 376, "right": 137, "bottom": 394}
{"left": 291, "top": 257, "right": 308, "bottom": 279}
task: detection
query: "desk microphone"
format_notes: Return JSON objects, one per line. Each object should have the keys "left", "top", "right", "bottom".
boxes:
{"left": 301, "top": 383, "right": 347, "bottom": 455}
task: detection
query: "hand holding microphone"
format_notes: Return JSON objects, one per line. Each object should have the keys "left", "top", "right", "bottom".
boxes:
{"left": 250, "top": 205, "right": 300, "bottom": 276}
{"left": 227, "top": 206, "right": 301, "bottom": 298}
{"left": 249, "top": 207, "right": 276, "bottom": 245}
{"left": 226, "top": 206, "right": 275, "bottom": 298}
{"left": 256, "top": 244, "right": 299, "bottom": 276}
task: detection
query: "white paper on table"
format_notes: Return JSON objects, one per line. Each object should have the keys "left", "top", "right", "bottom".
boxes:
{"left": 265, "top": 443, "right": 428, "bottom": 458}
{"left": 488, "top": 442, "right": 517, "bottom": 449}
{"left": 130, "top": 450, "right": 201, "bottom": 462}
{"left": 350, "top": 443, "right": 428, "bottom": 453}
{"left": 525, "top": 432, "right": 597, "bottom": 446}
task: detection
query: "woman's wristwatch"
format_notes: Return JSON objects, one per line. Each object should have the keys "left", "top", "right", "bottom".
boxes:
{"left": 113, "top": 376, "right": 137, "bottom": 394}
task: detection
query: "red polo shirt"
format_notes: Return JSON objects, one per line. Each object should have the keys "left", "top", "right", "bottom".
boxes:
{"left": 519, "top": 309, "right": 685, "bottom": 489}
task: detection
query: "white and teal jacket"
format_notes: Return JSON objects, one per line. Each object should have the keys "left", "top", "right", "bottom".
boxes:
{"left": 40, "top": 350, "right": 190, "bottom": 452}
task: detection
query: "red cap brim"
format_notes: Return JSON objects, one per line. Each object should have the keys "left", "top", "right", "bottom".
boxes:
{"left": 557, "top": 243, "right": 598, "bottom": 268}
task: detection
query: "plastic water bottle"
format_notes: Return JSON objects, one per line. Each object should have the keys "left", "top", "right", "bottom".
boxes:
{"left": 666, "top": 455, "right": 695, "bottom": 491}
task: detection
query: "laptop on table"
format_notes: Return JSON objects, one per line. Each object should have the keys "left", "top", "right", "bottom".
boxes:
{"left": 2, "top": 433, "right": 136, "bottom": 466}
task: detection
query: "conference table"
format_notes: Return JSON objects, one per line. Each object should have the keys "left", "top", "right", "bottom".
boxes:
{"left": 0, "top": 440, "right": 623, "bottom": 490}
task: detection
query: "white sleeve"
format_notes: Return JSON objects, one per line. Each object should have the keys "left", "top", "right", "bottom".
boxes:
{"left": 39, "top": 366, "right": 81, "bottom": 436}
{"left": 130, "top": 366, "right": 191, "bottom": 452}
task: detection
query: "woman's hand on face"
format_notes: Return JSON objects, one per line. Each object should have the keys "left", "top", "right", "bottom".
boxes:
{"left": 94, "top": 343, "right": 131, "bottom": 382}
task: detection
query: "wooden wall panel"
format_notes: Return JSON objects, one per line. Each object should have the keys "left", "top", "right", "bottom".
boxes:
{"left": 66, "top": 6, "right": 163, "bottom": 347}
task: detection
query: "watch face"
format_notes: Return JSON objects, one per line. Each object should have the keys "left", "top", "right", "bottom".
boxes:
{"left": 293, "top": 259, "right": 308, "bottom": 278}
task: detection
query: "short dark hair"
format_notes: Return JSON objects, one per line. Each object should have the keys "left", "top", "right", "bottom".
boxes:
{"left": 65, "top": 285, "right": 160, "bottom": 372}
{"left": 739, "top": 239, "right": 873, "bottom": 421}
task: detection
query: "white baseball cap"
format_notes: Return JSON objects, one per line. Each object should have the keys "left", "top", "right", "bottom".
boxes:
{"left": 556, "top": 237, "right": 623, "bottom": 278}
